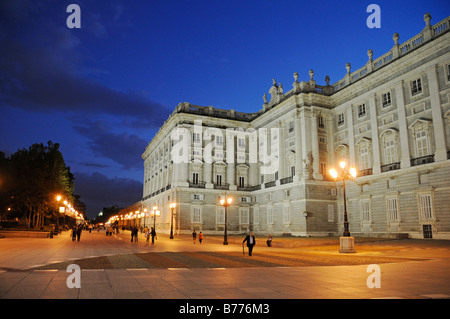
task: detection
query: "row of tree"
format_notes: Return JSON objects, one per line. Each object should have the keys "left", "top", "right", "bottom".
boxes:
{"left": 0, "top": 141, "right": 85, "bottom": 229}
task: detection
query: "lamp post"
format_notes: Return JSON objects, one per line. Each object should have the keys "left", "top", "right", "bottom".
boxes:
{"left": 329, "top": 160, "right": 357, "bottom": 253}
{"left": 169, "top": 203, "right": 176, "bottom": 239}
{"left": 219, "top": 196, "right": 232, "bottom": 245}
{"left": 152, "top": 206, "right": 160, "bottom": 231}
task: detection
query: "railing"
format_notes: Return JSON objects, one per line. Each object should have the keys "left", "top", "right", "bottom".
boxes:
{"left": 332, "top": 15, "right": 450, "bottom": 92}
{"left": 380, "top": 162, "right": 400, "bottom": 172}
{"left": 410, "top": 155, "right": 435, "bottom": 167}
{"left": 264, "top": 181, "right": 276, "bottom": 188}
{"left": 214, "top": 183, "right": 229, "bottom": 190}
{"left": 189, "top": 181, "right": 206, "bottom": 188}
{"left": 280, "top": 176, "right": 293, "bottom": 185}
{"left": 358, "top": 168, "right": 373, "bottom": 177}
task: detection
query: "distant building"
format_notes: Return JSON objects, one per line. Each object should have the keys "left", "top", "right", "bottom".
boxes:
{"left": 141, "top": 13, "right": 450, "bottom": 239}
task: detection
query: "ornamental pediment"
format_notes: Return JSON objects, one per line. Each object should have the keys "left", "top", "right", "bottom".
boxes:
{"left": 408, "top": 118, "right": 431, "bottom": 133}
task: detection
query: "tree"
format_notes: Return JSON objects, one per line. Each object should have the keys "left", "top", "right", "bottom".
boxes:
{"left": 7, "top": 141, "right": 75, "bottom": 228}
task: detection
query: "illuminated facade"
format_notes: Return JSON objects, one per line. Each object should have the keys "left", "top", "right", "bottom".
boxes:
{"left": 142, "top": 13, "right": 450, "bottom": 239}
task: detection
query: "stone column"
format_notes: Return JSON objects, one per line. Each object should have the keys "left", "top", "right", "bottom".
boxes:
{"left": 311, "top": 107, "right": 322, "bottom": 180}
{"left": 368, "top": 94, "right": 381, "bottom": 174}
{"left": 277, "top": 121, "right": 286, "bottom": 181}
{"left": 394, "top": 81, "right": 411, "bottom": 168}
{"left": 326, "top": 113, "right": 335, "bottom": 170}
{"left": 300, "top": 108, "right": 312, "bottom": 179}
{"left": 426, "top": 65, "right": 447, "bottom": 161}
{"left": 346, "top": 106, "right": 356, "bottom": 167}
{"left": 249, "top": 131, "right": 258, "bottom": 186}
{"left": 226, "top": 129, "right": 236, "bottom": 190}
{"left": 294, "top": 110, "right": 303, "bottom": 181}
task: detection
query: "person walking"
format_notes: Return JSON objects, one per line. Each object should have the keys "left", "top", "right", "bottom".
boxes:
{"left": 71, "top": 226, "right": 77, "bottom": 241}
{"left": 150, "top": 227, "right": 157, "bottom": 245}
{"left": 266, "top": 234, "right": 273, "bottom": 247}
{"left": 76, "top": 225, "right": 82, "bottom": 242}
{"left": 192, "top": 230, "right": 197, "bottom": 244}
{"left": 133, "top": 226, "right": 138, "bottom": 242}
{"left": 131, "top": 226, "right": 134, "bottom": 242}
{"left": 242, "top": 232, "right": 256, "bottom": 256}
{"left": 198, "top": 232, "right": 203, "bottom": 244}
{"left": 145, "top": 227, "right": 150, "bottom": 245}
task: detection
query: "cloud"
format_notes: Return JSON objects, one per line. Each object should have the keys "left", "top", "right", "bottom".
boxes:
{"left": 0, "top": 0, "right": 171, "bottom": 128}
{"left": 74, "top": 171, "right": 143, "bottom": 219}
{"left": 73, "top": 120, "right": 148, "bottom": 170}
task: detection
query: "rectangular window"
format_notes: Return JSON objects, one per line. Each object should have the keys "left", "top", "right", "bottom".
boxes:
{"left": 215, "top": 135, "right": 223, "bottom": 145}
{"left": 361, "top": 200, "right": 370, "bottom": 221}
{"left": 192, "top": 207, "right": 201, "bottom": 223}
{"left": 419, "top": 194, "right": 433, "bottom": 220}
{"left": 267, "top": 207, "right": 273, "bottom": 224}
{"left": 382, "top": 92, "right": 391, "bottom": 107}
{"left": 338, "top": 113, "right": 345, "bottom": 126}
{"left": 358, "top": 104, "right": 366, "bottom": 117}
{"left": 415, "top": 131, "right": 429, "bottom": 157}
{"left": 387, "top": 198, "right": 399, "bottom": 221}
{"left": 359, "top": 147, "right": 370, "bottom": 170}
{"left": 238, "top": 138, "right": 245, "bottom": 148}
{"left": 327, "top": 205, "right": 334, "bottom": 222}
{"left": 216, "top": 174, "right": 222, "bottom": 186}
{"left": 192, "top": 172, "right": 199, "bottom": 185}
{"left": 320, "top": 162, "right": 327, "bottom": 175}
{"left": 385, "top": 139, "right": 397, "bottom": 164}
{"left": 283, "top": 206, "right": 290, "bottom": 224}
{"left": 216, "top": 207, "right": 225, "bottom": 224}
{"left": 239, "top": 176, "right": 245, "bottom": 188}
{"left": 291, "top": 166, "right": 296, "bottom": 177}
{"left": 240, "top": 208, "right": 249, "bottom": 224}
{"left": 253, "top": 207, "right": 259, "bottom": 225}
{"left": 193, "top": 132, "right": 201, "bottom": 144}
{"left": 318, "top": 116, "right": 324, "bottom": 128}
{"left": 411, "top": 78, "right": 422, "bottom": 96}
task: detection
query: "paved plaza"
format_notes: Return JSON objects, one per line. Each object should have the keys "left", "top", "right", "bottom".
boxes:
{"left": 0, "top": 230, "right": 449, "bottom": 300}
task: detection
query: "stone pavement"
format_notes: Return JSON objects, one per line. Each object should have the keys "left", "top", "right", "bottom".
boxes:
{"left": 0, "top": 230, "right": 449, "bottom": 300}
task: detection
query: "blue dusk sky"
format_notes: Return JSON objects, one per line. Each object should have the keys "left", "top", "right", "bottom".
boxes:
{"left": 1, "top": 0, "right": 449, "bottom": 218}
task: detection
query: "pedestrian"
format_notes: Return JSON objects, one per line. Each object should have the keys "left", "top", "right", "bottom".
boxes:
{"left": 71, "top": 226, "right": 77, "bottom": 241}
{"left": 151, "top": 227, "right": 157, "bottom": 245}
{"left": 131, "top": 226, "right": 134, "bottom": 242}
{"left": 192, "top": 230, "right": 197, "bottom": 244}
{"left": 199, "top": 232, "right": 203, "bottom": 244}
{"left": 242, "top": 232, "right": 256, "bottom": 256}
{"left": 266, "top": 234, "right": 273, "bottom": 247}
{"left": 134, "top": 226, "right": 138, "bottom": 242}
{"left": 145, "top": 228, "right": 150, "bottom": 245}
{"left": 76, "top": 225, "right": 82, "bottom": 242}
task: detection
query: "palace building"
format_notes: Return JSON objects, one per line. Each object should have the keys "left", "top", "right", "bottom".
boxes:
{"left": 141, "top": 13, "right": 450, "bottom": 239}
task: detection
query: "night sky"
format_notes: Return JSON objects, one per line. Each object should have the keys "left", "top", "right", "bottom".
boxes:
{"left": 1, "top": 0, "right": 449, "bottom": 219}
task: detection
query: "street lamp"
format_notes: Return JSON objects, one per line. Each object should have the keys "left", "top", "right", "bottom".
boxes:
{"left": 152, "top": 206, "right": 160, "bottom": 231}
{"left": 219, "top": 196, "right": 232, "bottom": 245}
{"left": 329, "top": 160, "right": 357, "bottom": 253}
{"left": 169, "top": 203, "right": 176, "bottom": 239}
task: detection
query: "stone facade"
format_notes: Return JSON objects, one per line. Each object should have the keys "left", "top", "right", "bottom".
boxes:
{"left": 141, "top": 13, "right": 450, "bottom": 239}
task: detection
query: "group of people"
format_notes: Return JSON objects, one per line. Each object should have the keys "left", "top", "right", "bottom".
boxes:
{"left": 71, "top": 225, "right": 83, "bottom": 242}
{"left": 191, "top": 230, "right": 203, "bottom": 244}
{"left": 70, "top": 223, "right": 273, "bottom": 257}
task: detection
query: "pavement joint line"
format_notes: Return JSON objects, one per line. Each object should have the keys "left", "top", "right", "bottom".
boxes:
{"left": 168, "top": 268, "right": 191, "bottom": 271}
